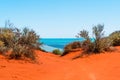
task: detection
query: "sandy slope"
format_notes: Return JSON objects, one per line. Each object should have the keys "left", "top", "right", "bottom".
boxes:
{"left": 0, "top": 47, "right": 120, "bottom": 80}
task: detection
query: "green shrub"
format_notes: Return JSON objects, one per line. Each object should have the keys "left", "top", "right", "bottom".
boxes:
{"left": 9, "top": 45, "right": 35, "bottom": 60}
{"left": 0, "top": 40, "right": 4, "bottom": 46}
{"left": 109, "top": 31, "right": 120, "bottom": 46}
{"left": 0, "top": 46, "right": 8, "bottom": 54}
{"left": 9, "top": 27, "right": 40, "bottom": 60}
{"left": 0, "top": 28, "right": 14, "bottom": 54}
{"left": 9, "top": 45, "right": 24, "bottom": 59}
{"left": 17, "top": 28, "right": 41, "bottom": 49}
{"left": 81, "top": 39, "right": 94, "bottom": 53}
{"left": 0, "top": 22, "right": 41, "bottom": 61}
{"left": 0, "top": 28, "right": 14, "bottom": 48}
{"left": 52, "top": 49, "right": 62, "bottom": 55}
{"left": 62, "top": 41, "right": 81, "bottom": 56}
{"left": 76, "top": 24, "right": 112, "bottom": 54}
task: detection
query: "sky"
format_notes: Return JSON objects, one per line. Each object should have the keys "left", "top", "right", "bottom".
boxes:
{"left": 0, "top": 0, "right": 120, "bottom": 38}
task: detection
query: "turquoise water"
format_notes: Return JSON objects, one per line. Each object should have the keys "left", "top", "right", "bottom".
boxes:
{"left": 39, "top": 38, "right": 85, "bottom": 52}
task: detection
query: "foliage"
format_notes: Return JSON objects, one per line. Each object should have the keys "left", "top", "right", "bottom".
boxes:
{"left": 17, "top": 28, "right": 41, "bottom": 49}
{"left": 109, "top": 31, "right": 120, "bottom": 46}
{"left": 0, "top": 28, "right": 14, "bottom": 53}
{"left": 62, "top": 41, "right": 81, "bottom": 56}
{"left": 9, "top": 27, "right": 41, "bottom": 60}
{"left": 0, "top": 40, "right": 8, "bottom": 54}
{"left": 0, "top": 40, "right": 4, "bottom": 47}
{"left": 76, "top": 24, "right": 112, "bottom": 54}
{"left": 81, "top": 39, "right": 94, "bottom": 53}
{"left": 52, "top": 49, "right": 62, "bottom": 55}
{"left": 0, "top": 21, "right": 41, "bottom": 61}
{"left": 77, "top": 30, "right": 89, "bottom": 39}
{"left": 0, "top": 28, "right": 14, "bottom": 48}
{"left": 92, "top": 24, "right": 105, "bottom": 53}
{"left": 9, "top": 45, "right": 35, "bottom": 60}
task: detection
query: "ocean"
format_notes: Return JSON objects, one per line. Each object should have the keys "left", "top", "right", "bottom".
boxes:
{"left": 39, "top": 38, "right": 85, "bottom": 52}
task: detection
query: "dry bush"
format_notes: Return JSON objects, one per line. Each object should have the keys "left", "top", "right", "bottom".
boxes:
{"left": 77, "top": 24, "right": 112, "bottom": 54}
{"left": 0, "top": 40, "right": 8, "bottom": 54}
{"left": 9, "top": 45, "right": 35, "bottom": 60}
{"left": 18, "top": 28, "right": 41, "bottom": 49}
{"left": 0, "top": 28, "right": 14, "bottom": 48}
{"left": 81, "top": 39, "right": 94, "bottom": 54}
{"left": 0, "top": 24, "right": 41, "bottom": 61}
{"left": 109, "top": 31, "right": 120, "bottom": 46}
{"left": 0, "top": 28, "right": 14, "bottom": 54}
{"left": 62, "top": 41, "right": 81, "bottom": 56}
{"left": 9, "top": 27, "right": 40, "bottom": 60}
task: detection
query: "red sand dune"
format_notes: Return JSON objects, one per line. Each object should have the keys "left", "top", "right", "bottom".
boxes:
{"left": 0, "top": 47, "right": 120, "bottom": 80}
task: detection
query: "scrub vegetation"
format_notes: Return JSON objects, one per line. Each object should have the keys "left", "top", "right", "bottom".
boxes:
{"left": 0, "top": 21, "right": 41, "bottom": 60}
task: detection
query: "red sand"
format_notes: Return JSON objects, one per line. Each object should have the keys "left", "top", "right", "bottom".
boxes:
{"left": 0, "top": 47, "right": 120, "bottom": 80}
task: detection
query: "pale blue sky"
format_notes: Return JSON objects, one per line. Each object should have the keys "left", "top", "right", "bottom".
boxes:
{"left": 0, "top": 0, "right": 120, "bottom": 38}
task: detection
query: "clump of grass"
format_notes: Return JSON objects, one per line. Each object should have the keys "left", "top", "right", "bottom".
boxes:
{"left": 52, "top": 49, "right": 62, "bottom": 55}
